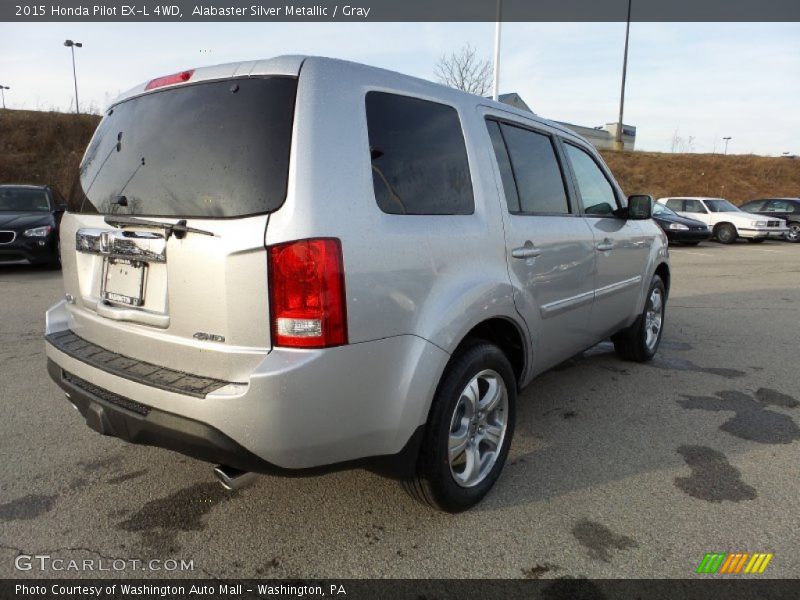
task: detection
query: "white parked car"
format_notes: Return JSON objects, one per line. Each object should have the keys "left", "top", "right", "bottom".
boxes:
{"left": 656, "top": 197, "right": 789, "bottom": 244}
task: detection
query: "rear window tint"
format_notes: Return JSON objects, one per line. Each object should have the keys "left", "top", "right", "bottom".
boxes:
{"left": 366, "top": 92, "right": 474, "bottom": 215}
{"left": 75, "top": 77, "right": 297, "bottom": 218}
{"left": 498, "top": 123, "right": 569, "bottom": 214}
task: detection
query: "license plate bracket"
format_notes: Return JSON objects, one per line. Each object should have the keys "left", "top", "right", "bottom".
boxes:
{"left": 102, "top": 258, "right": 147, "bottom": 307}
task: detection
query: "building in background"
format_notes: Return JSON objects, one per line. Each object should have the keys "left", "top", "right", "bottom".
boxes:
{"left": 498, "top": 93, "right": 636, "bottom": 151}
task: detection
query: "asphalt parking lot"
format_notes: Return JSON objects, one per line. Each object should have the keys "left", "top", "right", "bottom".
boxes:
{"left": 1, "top": 240, "right": 798, "bottom": 580}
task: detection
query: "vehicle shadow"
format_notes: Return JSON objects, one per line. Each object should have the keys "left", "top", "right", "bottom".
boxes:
{"left": 0, "top": 264, "right": 62, "bottom": 282}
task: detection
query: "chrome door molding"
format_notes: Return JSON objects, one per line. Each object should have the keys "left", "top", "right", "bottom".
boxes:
{"left": 594, "top": 275, "right": 643, "bottom": 299}
{"left": 539, "top": 290, "right": 594, "bottom": 318}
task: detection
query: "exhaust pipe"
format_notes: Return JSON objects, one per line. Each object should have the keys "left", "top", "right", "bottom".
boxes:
{"left": 213, "top": 465, "right": 257, "bottom": 491}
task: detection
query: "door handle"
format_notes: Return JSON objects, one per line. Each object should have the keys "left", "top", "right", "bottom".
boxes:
{"left": 596, "top": 239, "right": 614, "bottom": 252}
{"left": 511, "top": 242, "right": 542, "bottom": 259}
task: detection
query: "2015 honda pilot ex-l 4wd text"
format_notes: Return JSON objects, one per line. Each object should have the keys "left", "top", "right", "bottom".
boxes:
{"left": 45, "top": 56, "right": 670, "bottom": 512}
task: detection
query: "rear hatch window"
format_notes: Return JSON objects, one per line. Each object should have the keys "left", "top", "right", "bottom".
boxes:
{"left": 75, "top": 76, "right": 297, "bottom": 217}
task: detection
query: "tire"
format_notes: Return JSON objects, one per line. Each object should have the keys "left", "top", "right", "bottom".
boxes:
{"left": 405, "top": 340, "right": 516, "bottom": 512}
{"left": 747, "top": 238, "right": 765, "bottom": 244}
{"left": 612, "top": 275, "right": 666, "bottom": 363}
{"left": 714, "top": 223, "right": 737, "bottom": 244}
{"left": 786, "top": 222, "right": 800, "bottom": 243}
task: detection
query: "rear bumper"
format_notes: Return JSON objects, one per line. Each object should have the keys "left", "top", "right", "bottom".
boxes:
{"left": 45, "top": 302, "right": 448, "bottom": 473}
{"left": 47, "top": 359, "right": 424, "bottom": 478}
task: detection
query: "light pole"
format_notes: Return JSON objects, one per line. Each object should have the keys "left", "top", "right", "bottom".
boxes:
{"left": 0, "top": 85, "right": 8, "bottom": 109}
{"left": 723, "top": 136, "right": 732, "bottom": 155}
{"left": 64, "top": 39, "right": 83, "bottom": 114}
{"left": 492, "top": 0, "right": 502, "bottom": 101}
{"left": 615, "top": 0, "right": 632, "bottom": 151}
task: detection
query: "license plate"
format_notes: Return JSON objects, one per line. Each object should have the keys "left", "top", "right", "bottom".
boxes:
{"left": 102, "top": 259, "right": 146, "bottom": 307}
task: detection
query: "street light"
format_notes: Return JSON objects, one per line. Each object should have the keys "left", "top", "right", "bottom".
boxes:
{"left": 615, "top": 0, "right": 633, "bottom": 151}
{"left": 492, "top": 0, "right": 502, "bottom": 101}
{"left": 0, "top": 85, "right": 9, "bottom": 110}
{"left": 64, "top": 39, "right": 83, "bottom": 114}
{"left": 723, "top": 136, "right": 732, "bottom": 155}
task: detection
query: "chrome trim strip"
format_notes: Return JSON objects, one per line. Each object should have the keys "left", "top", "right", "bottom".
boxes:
{"left": 0, "top": 230, "right": 17, "bottom": 245}
{"left": 540, "top": 290, "right": 595, "bottom": 318}
{"left": 594, "top": 275, "right": 643, "bottom": 299}
{"left": 76, "top": 228, "right": 167, "bottom": 263}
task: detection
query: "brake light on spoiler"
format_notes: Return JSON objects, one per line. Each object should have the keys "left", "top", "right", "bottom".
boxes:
{"left": 145, "top": 69, "right": 195, "bottom": 90}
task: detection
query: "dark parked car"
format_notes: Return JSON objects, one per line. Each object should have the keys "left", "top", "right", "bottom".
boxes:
{"left": 739, "top": 198, "right": 800, "bottom": 243}
{"left": 652, "top": 202, "right": 711, "bottom": 245}
{"left": 0, "top": 184, "right": 66, "bottom": 267}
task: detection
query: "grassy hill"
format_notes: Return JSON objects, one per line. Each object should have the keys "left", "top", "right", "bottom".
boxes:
{"left": 1, "top": 108, "right": 798, "bottom": 208}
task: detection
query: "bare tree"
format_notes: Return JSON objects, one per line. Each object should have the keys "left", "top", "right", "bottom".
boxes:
{"left": 434, "top": 44, "right": 493, "bottom": 96}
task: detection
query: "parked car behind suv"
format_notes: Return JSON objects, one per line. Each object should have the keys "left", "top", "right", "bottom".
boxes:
{"left": 45, "top": 56, "right": 670, "bottom": 511}
{"left": 657, "top": 197, "right": 788, "bottom": 244}
{"left": 739, "top": 198, "right": 800, "bottom": 243}
{"left": 0, "top": 184, "right": 66, "bottom": 267}
{"left": 651, "top": 202, "right": 710, "bottom": 245}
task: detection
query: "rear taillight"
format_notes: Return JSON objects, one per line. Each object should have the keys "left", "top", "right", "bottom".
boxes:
{"left": 145, "top": 69, "right": 195, "bottom": 90}
{"left": 268, "top": 238, "right": 348, "bottom": 348}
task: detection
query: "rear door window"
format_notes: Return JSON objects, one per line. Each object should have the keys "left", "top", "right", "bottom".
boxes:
{"left": 76, "top": 77, "right": 298, "bottom": 218}
{"left": 665, "top": 199, "right": 683, "bottom": 211}
{"left": 491, "top": 122, "right": 570, "bottom": 215}
{"left": 366, "top": 92, "right": 474, "bottom": 215}
{"left": 684, "top": 199, "right": 707, "bottom": 213}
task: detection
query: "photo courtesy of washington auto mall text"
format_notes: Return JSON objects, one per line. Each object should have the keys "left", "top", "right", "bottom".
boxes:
{"left": 2, "top": 0, "right": 800, "bottom": 599}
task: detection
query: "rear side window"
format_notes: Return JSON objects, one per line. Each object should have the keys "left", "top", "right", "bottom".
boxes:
{"left": 366, "top": 92, "right": 473, "bottom": 215}
{"left": 741, "top": 201, "right": 765, "bottom": 212}
{"left": 665, "top": 199, "right": 683, "bottom": 211}
{"left": 76, "top": 77, "right": 297, "bottom": 217}
{"left": 496, "top": 122, "right": 569, "bottom": 214}
{"left": 684, "top": 199, "right": 707, "bottom": 213}
{"left": 563, "top": 144, "right": 618, "bottom": 216}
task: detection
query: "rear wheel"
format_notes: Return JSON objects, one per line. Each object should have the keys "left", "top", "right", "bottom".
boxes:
{"left": 714, "top": 223, "right": 737, "bottom": 244}
{"left": 406, "top": 341, "right": 516, "bottom": 512}
{"left": 786, "top": 222, "right": 800, "bottom": 243}
{"left": 612, "top": 275, "right": 666, "bottom": 362}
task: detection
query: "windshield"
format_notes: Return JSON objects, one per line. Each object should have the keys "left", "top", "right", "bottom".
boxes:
{"left": 653, "top": 203, "right": 676, "bottom": 217}
{"left": 704, "top": 199, "right": 740, "bottom": 213}
{"left": 75, "top": 76, "right": 297, "bottom": 218}
{"left": 0, "top": 188, "right": 50, "bottom": 212}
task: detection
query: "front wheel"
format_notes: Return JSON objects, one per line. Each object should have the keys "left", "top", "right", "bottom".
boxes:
{"left": 785, "top": 222, "right": 800, "bottom": 243}
{"left": 714, "top": 223, "right": 738, "bottom": 244}
{"left": 612, "top": 275, "right": 666, "bottom": 362}
{"left": 406, "top": 341, "right": 516, "bottom": 512}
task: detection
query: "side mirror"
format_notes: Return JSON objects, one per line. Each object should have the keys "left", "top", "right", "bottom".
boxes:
{"left": 627, "top": 194, "right": 653, "bottom": 220}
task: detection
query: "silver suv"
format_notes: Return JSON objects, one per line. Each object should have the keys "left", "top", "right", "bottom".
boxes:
{"left": 45, "top": 56, "right": 670, "bottom": 511}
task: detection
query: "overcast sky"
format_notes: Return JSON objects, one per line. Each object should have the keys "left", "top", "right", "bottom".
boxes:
{"left": 2, "top": 21, "right": 798, "bottom": 155}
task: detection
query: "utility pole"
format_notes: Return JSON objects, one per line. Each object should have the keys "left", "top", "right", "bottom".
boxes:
{"left": 64, "top": 39, "right": 83, "bottom": 114}
{"left": 615, "top": 0, "right": 632, "bottom": 151}
{"left": 723, "top": 137, "right": 732, "bottom": 155}
{"left": 492, "top": 0, "right": 502, "bottom": 101}
{"left": 0, "top": 85, "right": 9, "bottom": 109}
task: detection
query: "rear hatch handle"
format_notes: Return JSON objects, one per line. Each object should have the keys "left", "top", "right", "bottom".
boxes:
{"left": 104, "top": 216, "right": 215, "bottom": 240}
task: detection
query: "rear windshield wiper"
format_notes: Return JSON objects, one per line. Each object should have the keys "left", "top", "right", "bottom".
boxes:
{"left": 104, "top": 215, "right": 215, "bottom": 240}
